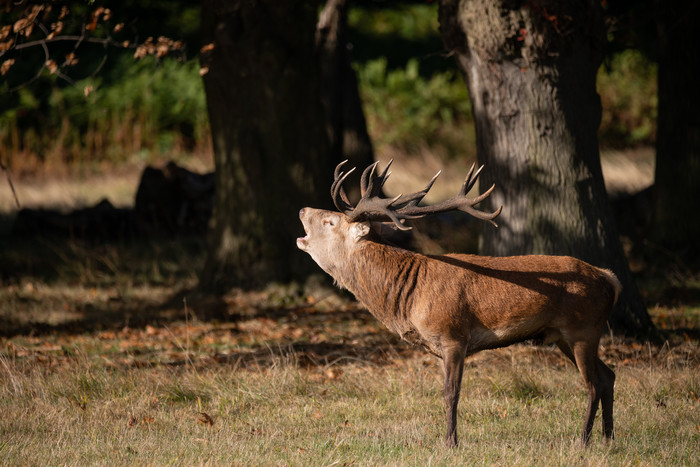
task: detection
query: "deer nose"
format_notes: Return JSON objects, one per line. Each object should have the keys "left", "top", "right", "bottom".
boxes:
{"left": 299, "top": 208, "right": 305, "bottom": 219}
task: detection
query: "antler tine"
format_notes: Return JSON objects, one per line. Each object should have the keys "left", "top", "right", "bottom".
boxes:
{"left": 334, "top": 159, "right": 349, "bottom": 179}
{"left": 359, "top": 161, "right": 380, "bottom": 197}
{"left": 459, "top": 163, "right": 483, "bottom": 196}
{"left": 331, "top": 164, "right": 356, "bottom": 213}
{"left": 359, "top": 160, "right": 395, "bottom": 199}
{"left": 465, "top": 181, "right": 496, "bottom": 206}
{"left": 393, "top": 170, "right": 441, "bottom": 209}
{"left": 463, "top": 203, "right": 503, "bottom": 227}
{"left": 374, "top": 159, "right": 393, "bottom": 195}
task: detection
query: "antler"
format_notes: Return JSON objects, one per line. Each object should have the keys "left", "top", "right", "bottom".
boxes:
{"left": 331, "top": 160, "right": 503, "bottom": 230}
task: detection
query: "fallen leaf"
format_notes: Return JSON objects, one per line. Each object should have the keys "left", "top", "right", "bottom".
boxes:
{"left": 198, "top": 412, "right": 214, "bottom": 426}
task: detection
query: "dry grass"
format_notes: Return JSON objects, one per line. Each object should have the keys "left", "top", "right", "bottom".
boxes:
{"left": 0, "top": 168, "right": 140, "bottom": 214}
{"left": 600, "top": 147, "right": 655, "bottom": 196}
{"left": 0, "top": 292, "right": 698, "bottom": 465}
{"left": 0, "top": 156, "right": 213, "bottom": 215}
{"left": 1, "top": 146, "right": 651, "bottom": 217}
{"left": 1, "top": 149, "right": 698, "bottom": 465}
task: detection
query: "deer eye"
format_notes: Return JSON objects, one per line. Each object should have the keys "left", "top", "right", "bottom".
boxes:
{"left": 322, "top": 217, "right": 336, "bottom": 227}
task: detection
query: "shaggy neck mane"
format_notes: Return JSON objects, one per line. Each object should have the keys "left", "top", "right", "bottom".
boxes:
{"left": 335, "top": 239, "right": 426, "bottom": 331}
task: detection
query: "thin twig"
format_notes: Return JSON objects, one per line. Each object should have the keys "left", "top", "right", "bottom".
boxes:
{"left": 0, "top": 155, "right": 20, "bottom": 208}
{"left": 184, "top": 297, "right": 191, "bottom": 363}
{"left": 4, "top": 35, "right": 129, "bottom": 55}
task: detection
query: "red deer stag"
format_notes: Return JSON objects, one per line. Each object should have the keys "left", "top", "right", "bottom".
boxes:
{"left": 297, "top": 161, "right": 620, "bottom": 447}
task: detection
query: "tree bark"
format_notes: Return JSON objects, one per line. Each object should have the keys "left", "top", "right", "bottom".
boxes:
{"left": 653, "top": 0, "right": 700, "bottom": 260}
{"left": 438, "top": 0, "right": 654, "bottom": 336}
{"left": 316, "top": 0, "right": 375, "bottom": 203}
{"left": 199, "top": 1, "right": 333, "bottom": 290}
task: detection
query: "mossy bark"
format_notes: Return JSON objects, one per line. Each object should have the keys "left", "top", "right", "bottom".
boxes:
{"left": 439, "top": 0, "right": 654, "bottom": 336}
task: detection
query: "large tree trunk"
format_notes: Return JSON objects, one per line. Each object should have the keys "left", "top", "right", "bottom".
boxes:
{"left": 316, "top": 0, "right": 375, "bottom": 203}
{"left": 199, "top": 1, "right": 332, "bottom": 290}
{"left": 653, "top": 0, "right": 700, "bottom": 259}
{"left": 438, "top": 0, "right": 654, "bottom": 336}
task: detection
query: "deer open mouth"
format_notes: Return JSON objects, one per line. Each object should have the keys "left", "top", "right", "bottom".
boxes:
{"left": 297, "top": 233, "right": 309, "bottom": 250}
{"left": 297, "top": 217, "right": 310, "bottom": 250}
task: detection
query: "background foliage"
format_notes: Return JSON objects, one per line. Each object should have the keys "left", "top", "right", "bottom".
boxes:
{"left": 0, "top": 2, "right": 657, "bottom": 175}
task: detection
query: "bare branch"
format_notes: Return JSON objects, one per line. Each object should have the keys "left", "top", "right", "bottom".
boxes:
{"left": 0, "top": 156, "right": 20, "bottom": 209}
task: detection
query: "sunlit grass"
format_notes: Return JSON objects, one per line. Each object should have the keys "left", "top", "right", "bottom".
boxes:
{"left": 1, "top": 294, "right": 698, "bottom": 465}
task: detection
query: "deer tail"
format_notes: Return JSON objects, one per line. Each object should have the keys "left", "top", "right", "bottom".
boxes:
{"left": 598, "top": 268, "right": 622, "bottom": 306}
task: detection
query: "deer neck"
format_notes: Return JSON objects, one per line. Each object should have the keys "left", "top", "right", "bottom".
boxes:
{"left": 335, "top": 240, "right": 425, "bottom": 332}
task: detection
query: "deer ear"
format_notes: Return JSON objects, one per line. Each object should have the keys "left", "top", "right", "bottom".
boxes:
{"left": 350, "top": 222, "right": 370, "bottom": 241}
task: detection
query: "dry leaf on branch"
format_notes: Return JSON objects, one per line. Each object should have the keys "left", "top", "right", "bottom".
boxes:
{"left": 45, "top": 60, "right": 57, "bottom": 74}
{"left": 0, "top": 25, "right": 11, "bottom": 40}
{"left": 1, "top": 59, "right": 15, "bottom": 76}
{"left": 64, "top": 52, "right": 78, "bottom": 67}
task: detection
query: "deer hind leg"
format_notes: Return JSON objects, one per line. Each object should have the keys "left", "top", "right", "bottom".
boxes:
{"left": 555, "top": 339, "right": 577, "bottom": 366}
{"left": 572, "top": 338, "right": 606, "bottom": 445}
{"left": 441, "top": 344, "right": 466, "bottom": 448}
{"left": 559, "top": 338, "right": 615, "bottom": 443}
{"left": 597, "top": 358, "right": 615, "bottom": 441}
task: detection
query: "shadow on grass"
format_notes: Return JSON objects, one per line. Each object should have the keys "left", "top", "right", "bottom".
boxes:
{"left": 0, "top": 288, "right": 229, "bottom": 338}
{"left": 2, "top": 219, "right": 699, "bottom": 353}
{"left": 0, "top": 229, "right": 407, "bottom": 369}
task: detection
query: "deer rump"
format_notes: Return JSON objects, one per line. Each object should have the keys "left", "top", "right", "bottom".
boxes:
{"left": 297, "top": 161, "right": 620, "bottom": 447}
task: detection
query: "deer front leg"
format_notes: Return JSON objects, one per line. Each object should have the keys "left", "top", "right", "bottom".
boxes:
{"left": 441, "top": 344, "right": 466, "bottom": 447}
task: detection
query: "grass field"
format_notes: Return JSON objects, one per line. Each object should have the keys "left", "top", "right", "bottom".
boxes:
{"left": 1, "top": 284, "right": 698, "bottom": 466}
{"left": 1, "top": 151, "right": 698, "bottom": 465}
{"left": 1, "top": 233, "right": 698, "bottom": 465}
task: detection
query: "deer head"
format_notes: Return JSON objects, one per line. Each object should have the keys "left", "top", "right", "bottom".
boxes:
{"left": 297, "top": 160, "right": 501, "bottom": 272}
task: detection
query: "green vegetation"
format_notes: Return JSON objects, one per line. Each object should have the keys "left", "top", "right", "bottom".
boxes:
{"left": 0, "top": 56, "right": 210, "bottom": 174}
{"left": 357, "top": 58, "right": 474, "bottom": 157}
{"left": 349, "top": 4, "right": 439, "bottom": 40}
{"left": 0, "top": 4, "right": 658, "bottom": 175}
{"left": 598, "top": 49, "right": 658, "bottom": 147}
